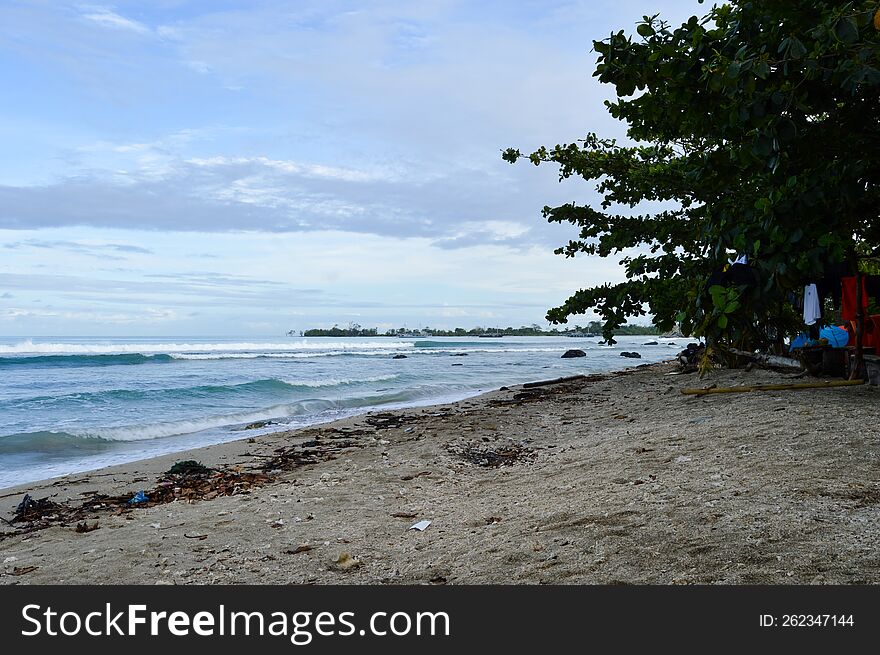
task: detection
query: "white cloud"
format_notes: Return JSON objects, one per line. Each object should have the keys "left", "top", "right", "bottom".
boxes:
{"left": 80, "top": 7, "right": 150, "bottom": 35}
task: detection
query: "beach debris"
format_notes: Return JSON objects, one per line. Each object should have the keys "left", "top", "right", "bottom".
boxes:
{"left": 522, "top": 375, "right": 588, "bottom": 389}
{"left": 561, "top": 349, "right": 586, "bottom": 358}
{"left": 681, "top": 379, "right": 865, "bottom": 396}
{"left": 409, "top": 520, "right": 432, "bottom": 531}
{"left": 429, "top": 574, "right": 447, "bottom": 585}
{"left": 257, "top": 435, "right": 364, "bottom": 472}
{"left": 11, "top": 565, "right": 38, "bottom": 576}
{"left": 167, "top": 460, "right": 212, "bottom": 476}
{"left": 184, "top": 533, "right": 208, "bottom": 540}
{"left": 285, "top": 544, "right": 314, "bottom": 555}
{"left": 74, "top": 521, "right": 99, "bottom": 533}
{"left": 2, "top": 468, "right": 273, "bottom": 540}
{"left": 128, "top": 491, "right": 149, "bottom": 505}
{"left": 391, "top": 512, "right": 418, "bottom": 519}
{"left": 488, "top": 374, "right": 610, "bottom": 407}
{"left": 620, "top": 351, "right": 642, "bottom": 358}
{"left": 12, "top": 494, "right": 62, "bottom": 523}
{"left": 331, "top": 552, "right": 362, "bottom": 571}
{"left": 677, "top": 343, "right": 706, "bottom": 373}
{"left": 486, "top": 516, "right": 502, "bottom": 525}
{"left": 447, "top": 440, "right": 536, "bottom": 468}
{"left": 364, "top": 412, "right": 419, "bottom": 430}
{"left": 512, "top": 390, "right": 546, "bottom": 402}
{"left": 400, "top": 471, "right": 431, "bottom": 481}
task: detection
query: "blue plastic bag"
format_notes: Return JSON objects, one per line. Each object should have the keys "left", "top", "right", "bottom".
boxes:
{"left": 127, "top": 490, "right": 148, "bottom": 504}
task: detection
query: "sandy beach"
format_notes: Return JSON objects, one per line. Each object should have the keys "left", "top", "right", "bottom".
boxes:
{"left": 2, "top": 362, "right": 879, "bottom": 585}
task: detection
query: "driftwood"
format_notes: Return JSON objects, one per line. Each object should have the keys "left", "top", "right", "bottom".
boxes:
{"left": 682, "top": 379, "right": 865, "bottom": 396}
{"left": 522, "top": 375, "right": 586, "bottom": 389}
{"left": 728, "top": 348, "right": 802, "bottom": 370}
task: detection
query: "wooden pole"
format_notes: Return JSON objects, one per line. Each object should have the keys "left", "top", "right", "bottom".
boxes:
{"left": 682, "top": 379, "right": 865, "bottom": 396}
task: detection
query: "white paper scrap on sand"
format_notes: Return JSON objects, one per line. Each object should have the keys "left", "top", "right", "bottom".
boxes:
{"left": 409, "top": 520, "right": 431, "bottom": 531}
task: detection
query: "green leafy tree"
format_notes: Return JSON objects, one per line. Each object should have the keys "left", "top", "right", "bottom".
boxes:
{"left": 504, "top": 0, "right": 880, "bottom": 348}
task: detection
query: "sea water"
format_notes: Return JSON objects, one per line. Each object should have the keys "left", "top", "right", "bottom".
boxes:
{"left": 0, "top": 335, "right": 689, "bottom": 488}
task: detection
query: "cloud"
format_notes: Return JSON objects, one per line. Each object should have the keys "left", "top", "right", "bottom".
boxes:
{"left": 79, "top": 7, "right": 150, "bottom": 35}
{"left": 0, "top": 150, "right": 586, "bottom": 248}
{"left": 2, "top": 239, "right": 153, "bottom": 259}
{"left": 1, "top": 305, "right": 176, "bottom": 324}
{"left": 0, "top": 0, "right": 623, "bottom": 245}
{"left": 0, "top": 271, "right": 326, "bottom": 307}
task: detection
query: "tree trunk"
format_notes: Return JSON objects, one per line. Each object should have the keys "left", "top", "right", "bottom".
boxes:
{"left": 851, "top": 270, "right": 865, "bottom": 380}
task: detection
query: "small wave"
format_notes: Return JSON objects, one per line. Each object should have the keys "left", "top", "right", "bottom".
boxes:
{"left": 281, "top": 374, "right": 399, "bottom": 388}
{"left": 170, "top": 350, "right": 406, "bottom": 360}
{"left": 0, "top": 353, "right": 173, "bottom": 368}
{"left": 0, "top": 431, "right": 117, "bottom": 455}
{"left": 5, "top": 375, "right": 403, "bottom": 408}
{"left": 415, "top": 347, "right": 566, "bottom": 355}
{"left": 414, "top": 340, "right": 485, "bottom": 347}
{"left": 0, "top": 339, "right": 413, "bottom": 355}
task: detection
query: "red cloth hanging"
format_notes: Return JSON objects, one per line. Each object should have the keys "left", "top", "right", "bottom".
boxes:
{"left": 841, "top": 276, "right": 868, "bottom": 321}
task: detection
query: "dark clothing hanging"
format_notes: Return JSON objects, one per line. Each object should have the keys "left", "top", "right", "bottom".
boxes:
{"left": 815, "top": 262, "right": 853, "bottom": 310}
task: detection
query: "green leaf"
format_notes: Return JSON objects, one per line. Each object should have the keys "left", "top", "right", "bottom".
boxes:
{"left": 833, "top": 17, "right": 858, "bottom": 44}
{"left": 717, "top": 314, "right": 728, "bottom": 329}
{"left": 752, "top": 134, "right": 773, "bottom": 157}
{"left": 708, "top": 285, "right": 726, "bottom": 305}
{"left": 776, "top": 118, "right": 797, "bottom": 142}
{"left": 637, "top": 23, "right": 655, "bottom": 37}
{"left": 788, "top": 37, "right": 807, "bottom": 59}
{"left": 754, "top": 60, "right": 770, "bottom": 79}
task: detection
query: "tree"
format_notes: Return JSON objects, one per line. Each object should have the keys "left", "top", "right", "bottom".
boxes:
{"left": 504, "top": 1, "right": 880, "bottom": 349}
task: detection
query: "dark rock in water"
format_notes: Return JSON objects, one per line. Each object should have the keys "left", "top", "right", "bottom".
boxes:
{"left": 561, "top": 349, "right": 586, "bottom": 358}
{"left": 452, "top": 363, "right": 463, "bottom": 366}
{"left": 643, "top": 341, "right": 659, "bottom": 345}
{"left": 499, "top": 386, "right": 509, "bottom": 391}
{"left": 620, "top": 351, "right": 642, "bottom": 358}
{"left": 232, "top": 419, "right": 278, "bottom": 432}
{"left": 453, "top": 353, "right": 468, "bottom": 356}
{"left": 392, "top": 354, "right": 408, "bottom": 359}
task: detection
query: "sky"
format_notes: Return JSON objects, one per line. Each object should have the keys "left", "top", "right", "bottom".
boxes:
{"left": 0, "top": 0, "right": 703, "bottom": 337}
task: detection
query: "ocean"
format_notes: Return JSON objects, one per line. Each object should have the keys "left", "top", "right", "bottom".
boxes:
{"left": 0, "top": 335, "right": 688, "bottom": 489}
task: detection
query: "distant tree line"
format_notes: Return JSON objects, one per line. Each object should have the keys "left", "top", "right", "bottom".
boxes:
{"left": 301, "top": 323, "right": 378, "bottom": 337}
{"left": 297, "top": 321, "right": 659, "bottom": 337}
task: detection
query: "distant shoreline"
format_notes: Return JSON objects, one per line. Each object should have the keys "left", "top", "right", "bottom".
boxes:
{"left": 295, "top": 329, "right": 667, "bottom": 338}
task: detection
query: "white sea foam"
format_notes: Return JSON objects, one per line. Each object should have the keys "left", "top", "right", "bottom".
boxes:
{"left": 71, "top": 403, "right": 317, "bottom": 441}
{"left": 281, "top": 374, "right": 399, "bottom": 387}
{"left": 170, "top": 350, "right": 405, "bottom": 360}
